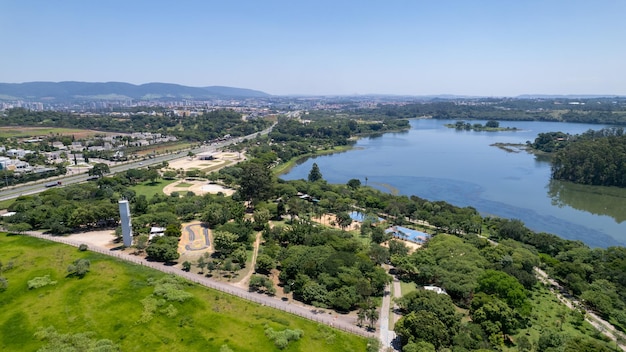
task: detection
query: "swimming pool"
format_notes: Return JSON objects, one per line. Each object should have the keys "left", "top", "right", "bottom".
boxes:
{"left": 385, "top": 226, "right": 430, "bottom": 243}
{"left": 349, "top": 211, "right": 383, "bottom": 223}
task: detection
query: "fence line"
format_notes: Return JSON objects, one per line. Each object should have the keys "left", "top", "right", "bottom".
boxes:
{"left": 17, "top": 231, "right": 376, "bottom": 339}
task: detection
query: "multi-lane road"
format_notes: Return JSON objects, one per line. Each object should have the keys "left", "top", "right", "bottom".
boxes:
{"left": 0, "top": 124, "right": 275, "bottom": 202}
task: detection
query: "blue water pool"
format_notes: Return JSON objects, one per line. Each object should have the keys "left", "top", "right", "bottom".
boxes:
{"left": 349, "top": 211, "right": 383, "bottom": 223}
{"left": 385, "top": 226, "right": 430, "bottom": 243}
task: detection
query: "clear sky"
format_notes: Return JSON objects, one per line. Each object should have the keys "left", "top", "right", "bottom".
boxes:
{"left": 2, "top": 0, "right": 625, "bottom": 96}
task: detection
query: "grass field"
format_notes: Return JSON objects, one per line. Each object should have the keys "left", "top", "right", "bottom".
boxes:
{"left": 134, "top": 142, "right": 193, "bottom": 156}
{"left": 130, "top": 179, "right": 178, "bottom": 200}
{"left": 0, "top": 234, "right": 367, "bottom": 351}
{"left": 0, "top": 198, "right": 15, "bottom": 210}
{"left": 0, "top": 127, "right": 104, "bottom": 139}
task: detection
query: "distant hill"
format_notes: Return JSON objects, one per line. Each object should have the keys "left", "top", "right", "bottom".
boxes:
{"left": 0, "top": 81, "right": 271, "bottom": 101}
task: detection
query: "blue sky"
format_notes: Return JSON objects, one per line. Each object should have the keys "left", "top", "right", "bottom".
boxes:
{"left": 2, "top": 0, "right": 625, "bottom": 96}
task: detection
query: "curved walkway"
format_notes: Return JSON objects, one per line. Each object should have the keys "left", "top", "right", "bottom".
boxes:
{"left": 15, "top": 230, "right": 375, "bottom": 339}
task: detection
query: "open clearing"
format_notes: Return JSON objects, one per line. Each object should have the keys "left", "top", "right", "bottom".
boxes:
{"left": 0, "top": 126, "right": 117, "bottom": 139}
{"left": 0, "top": 233, "right": 367, "bottom": 352}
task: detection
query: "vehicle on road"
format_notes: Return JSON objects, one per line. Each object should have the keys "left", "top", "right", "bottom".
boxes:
{"left": 45, "top": 181, "right": 62, "bottom": 188}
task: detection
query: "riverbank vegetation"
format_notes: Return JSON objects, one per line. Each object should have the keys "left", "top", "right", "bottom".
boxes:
{"left": 530, "top": 127, "right": 626, "bottom": 188}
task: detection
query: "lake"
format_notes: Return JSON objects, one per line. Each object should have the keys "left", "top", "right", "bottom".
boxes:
{"left": 281, "top": 119, "right": 626, "bottom": 248}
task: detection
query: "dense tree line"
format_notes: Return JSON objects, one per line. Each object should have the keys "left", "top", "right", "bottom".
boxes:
{"left": 1, "top": 108, "right": 271, "bottom": 142}
{"left": 306, "top": 98, "right": 626, "bottom": 125}
{"left": 549, "top": 128, "right": 626, "bottom": 187}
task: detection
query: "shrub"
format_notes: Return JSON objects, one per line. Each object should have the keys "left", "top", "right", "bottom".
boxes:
{"left": 264, "top": 325, "right": 303, "bottom": 349}
{"left": 78, "top": 244, "right": 88, "bottom": 251}
{"left": 67, "top": 259, "right": 90, "bottom": 278}
{"left": 27, "top": 275, "right": 57, "bottom": 289}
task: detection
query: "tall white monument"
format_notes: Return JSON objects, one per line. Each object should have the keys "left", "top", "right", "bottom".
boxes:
{"left": 118, "top": 199, "right": 133, "bottom": 247}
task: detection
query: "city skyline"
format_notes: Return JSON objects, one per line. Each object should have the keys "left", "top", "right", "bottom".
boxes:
{"left": 2, "top": 0, "right": 626, "bottom": 96}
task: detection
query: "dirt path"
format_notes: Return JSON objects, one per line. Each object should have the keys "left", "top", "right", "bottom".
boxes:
{"left": 233, "top": 231, "right": 262, "bottom": 289}
{"left": 535, "top": 267, "right": 626, "bottom": 351}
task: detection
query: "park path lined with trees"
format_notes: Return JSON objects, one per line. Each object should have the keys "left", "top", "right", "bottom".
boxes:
{"left": 10, "top": 229, "right": 376, "bottom": 340}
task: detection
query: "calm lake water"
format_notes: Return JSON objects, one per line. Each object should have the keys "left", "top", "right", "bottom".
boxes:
{"left": 282, "top": 119, "right": 626, "bottom": 248}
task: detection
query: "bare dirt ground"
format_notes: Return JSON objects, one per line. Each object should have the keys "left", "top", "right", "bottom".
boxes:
{"left": 163, "top": 180, "right": 236, "bottom": 197}
{"left": 163, "top": 151, "right": 242, "bottom": 196}
{"left": 177, "top": 221, "right": 213, "bottom": 264}
{"left": 311, "top": 213, "right": 360, "bottom": 231}
{"left": 381, "top": 238, "right": 421, "bottom": 253}
{"left": 67, "top": 229, "right": 118, "bottom": 249}
{"left": 167, "top": 151, "right": 243, "bottom": 173}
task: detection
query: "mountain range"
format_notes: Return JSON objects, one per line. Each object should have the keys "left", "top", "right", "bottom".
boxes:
{"left": 0, "top": 81, "right": 271, "bottom": 101}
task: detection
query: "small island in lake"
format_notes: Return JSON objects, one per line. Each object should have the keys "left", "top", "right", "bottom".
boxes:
{"left": 445, "top": 120, "right": 519, "bottom": 132}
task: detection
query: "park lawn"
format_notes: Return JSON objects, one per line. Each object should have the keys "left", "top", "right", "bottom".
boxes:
{"left": 130, "top": 179, "right": 178, "bottom": 200}
{"left": 399, "top": 281, "right": 417, "bottom": 297}
{"left": 0, "top": 233, "right": 368, "bottom": 352}
{"left": 201, "top": 160, "right": 234, "bottom": 173}
{"left": 175, "top": 182, "right": 193, "bottom": 188}
{"left": 133, "top": 142, "right": 193, "bottom": 156}
{"left": 0, "top": 198, "right": 15, "bottom": 210}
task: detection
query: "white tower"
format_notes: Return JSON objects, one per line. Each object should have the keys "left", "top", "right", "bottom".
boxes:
{"left": 118, "top": 200, "right": 133, "bottom": 247}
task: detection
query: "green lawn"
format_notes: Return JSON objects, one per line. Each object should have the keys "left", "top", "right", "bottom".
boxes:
{"left": 399, "top": 281, "right": 417, "bottom": 297}
{"left": 175, "top": 182, "right": 193, "bottom": 188}
{"left": 0, "top": 234, "right": 367, "bottom": 351}
{"left": 0, "top": 198, "right": 15, "bottom": 210}
{"left": 130, "top": 179, "right": 178, "bottom": 200}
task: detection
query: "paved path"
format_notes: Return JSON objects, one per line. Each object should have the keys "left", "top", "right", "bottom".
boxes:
{"left": 15, "top": 230, "right": 375, "bottom": 340}
{"left": 379, "top": 283, "right": 392, "bottom": 349}
{"left": 380, "top": 266, "right": 402, "bottom": 352}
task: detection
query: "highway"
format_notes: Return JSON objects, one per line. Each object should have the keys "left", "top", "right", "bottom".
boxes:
{"left": 0, "top": 124, "right": 275, "bottom": 202}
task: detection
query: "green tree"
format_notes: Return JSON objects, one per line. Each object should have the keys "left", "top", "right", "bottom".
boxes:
{"left": 164, "top": 224, "right": 182, "bottom": 238}
{"left": 256, "top": 254, "right": 275, "bottom": 274}
{"left": 145, "top": 236, "right": 180, "bottom": 262}
{"left": 477, "top": 269, "right": 528, "bottom": 309}
{"left": 308, "top": 162, "right": 323, "bottom": 182}
{"left": 485, "top": 120, "right": 500, "bottom": 128}
{"left": 396, "top": 289, "right": 460, "bottom": 334}
{"left": 67, "top": 259, "right": 91, "bottom": 278}
{"left": 213, "top": 231, "right": 239, "bottom": 257}
{"left": 253, "top": 208, "right": 270, "bottom": 230}
{"left": 395, "top": 310, "right": 449, "bottom": 350}
{"left": 89, "top": 163, "right": 110, "bottom": 178}
{"left": 347, "top": 178, "right": 361, "bottom": 189}
{"left": 335, "top": 211, "right": 352, "bottom": 231}
{"left": 239, "top": 162, "right": 274, "bottom": 205}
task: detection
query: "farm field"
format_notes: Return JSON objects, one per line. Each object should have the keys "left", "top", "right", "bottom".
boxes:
{"left": 0, "top": 233, "right": 368, "bottom": 351}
